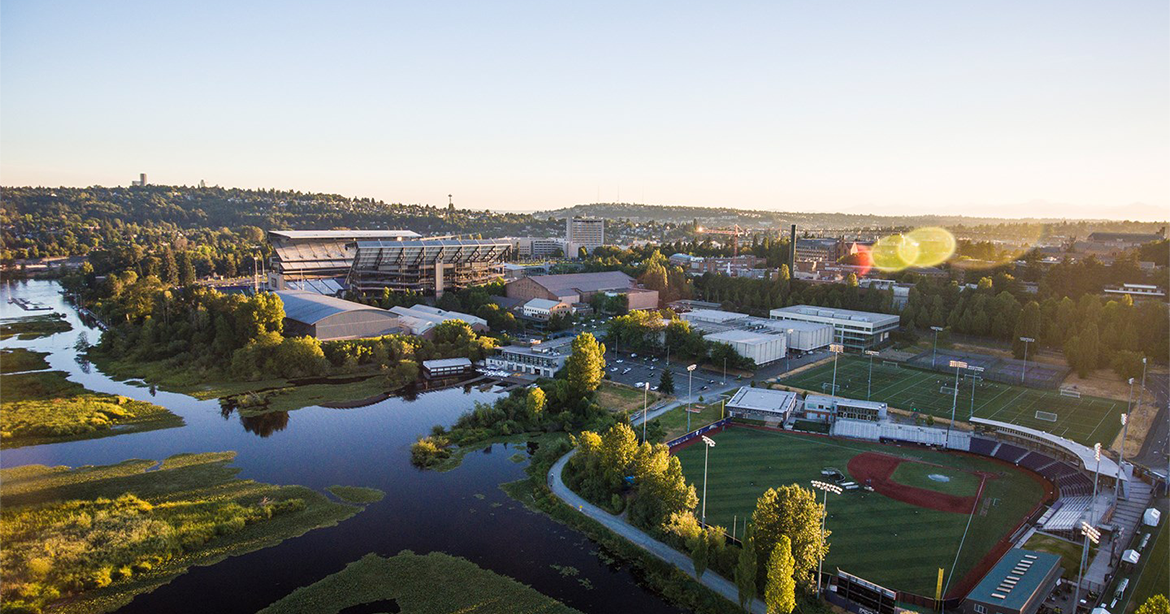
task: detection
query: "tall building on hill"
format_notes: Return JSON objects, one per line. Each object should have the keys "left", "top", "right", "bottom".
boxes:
{"left": 566, "top": 217, "right": 604, "bottom": 257}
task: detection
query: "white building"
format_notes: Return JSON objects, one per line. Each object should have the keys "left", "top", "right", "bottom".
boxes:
{"left": 566, "top": 217, "right": 605, "bottom": 257}
{"left": 764, "top": 320, "right": 833, "bottom": 352}
{"left": 508, "top": 237, "right": 566, "bottom": 259}
{"left": 389, "top": 305, "right": 488, "bottom": 337}
{"left": 769, "top": 305, "right": 899, "bottom": 351}
{"left": 704, "top": 329, "right": 788, "bottom": 365}
{"left": 486, "top": 337, "right": 573, "bottom": 377}
{"left": 522, "top": 298, "right": 571, "bottom": 320}
{"left": 681, "top": 309, "right": 746, "bottom": 326}
{"left": 725, "top": 387, "right": 799, "bottom": 421}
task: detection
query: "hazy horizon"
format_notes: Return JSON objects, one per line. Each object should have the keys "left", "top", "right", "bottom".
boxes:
{"left": 3, "top": 1, "right": 1167, "bottom": 222}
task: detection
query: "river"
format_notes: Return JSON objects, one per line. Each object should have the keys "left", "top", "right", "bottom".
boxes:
{"left": 0, "top": 279, "right": 683, "bottom": 614}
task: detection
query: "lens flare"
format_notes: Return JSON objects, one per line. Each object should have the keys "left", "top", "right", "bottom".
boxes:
{"left": 905, "top": 227, "right": 956, "bottom": 267}
{"left": 871, "top": 234, "right": 920, "bottom": 272}
{"left": 847, "top": 244, "right": 873, "bottom": 276}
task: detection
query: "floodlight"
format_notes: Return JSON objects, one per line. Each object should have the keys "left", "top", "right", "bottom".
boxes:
{"left": 829, "top": 344, "right": 844, "bottom": 353}
{"left": 687, "top": 364, "right": 697, "bottom": 372}
{"left": 949, "top": 360, "right": 968, "bottom": 369}
{"left": 644, "top": 381, "right": 650, "bottom": 390}
{"left": 1129, "top": 378, "right": 1135, "bottom": 385}
{"left": 811, "top": 480, "right": 842, "bottom": 495}
{"left": 1080, "top": 521, "right": 1100, "bottom": 544}
{"left": 931, "top": 326, "right": 944, "bottom": 332}
{"left": 1121, "top": 414, "right": 1127, "bottom": 426}
{"left": 1019, "top": 336, "right": 1035, "bottom": 343}
{"left": 1094, "top": 443, "right": 1101, "bottom": 461}
{"left": 864, "top": 350, "right": 879, "bottom": 356}
{"left": 701, "top": 435, "right": 716, "bottom": 447}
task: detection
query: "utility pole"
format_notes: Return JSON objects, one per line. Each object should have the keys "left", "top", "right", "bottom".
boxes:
{"left": 931, "top": 326, "right": 944, "bottom": 368}
{"left": 1019, "top": 337, "right": 1035, "bottom": 385}
{"left": 687, "top": 363, "right": 697, "bottom": 431}
{"left": 701, "top": 435, "right": 716, "bottom": 523}
{"left": 947, "top": 360, "right": 967, "bottom": 448}
{"left": 864, "top": 349, "right": 879, "bottom": 400}
{"left": 969, "top": 366, "right": 984, "bottom": 419}
{"left": 830, "top": 344, "right": 843, "bottom": 396}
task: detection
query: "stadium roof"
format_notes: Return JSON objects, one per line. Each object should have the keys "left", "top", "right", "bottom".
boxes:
{"left": 966, "top": 548, "right": 1061, "bottom": 611}
{"left": 1086, "top": 232, "right": 1162, "bottom": 243}
{"left": 275, "top": 290, "right": 392, "bottom": 325}
{"left": 524, "top": 271, "right": 634, "bottom": 296}
{"left": 351, "top": 238, "right": 512, "bottom": 266}
{"left": 726, "top": 387, "right": 798, "bottom": 415}
{"left": 971, "top": 417, "right": 1124, "bottom": 479}
{"left": 269, "top": 230, "right": 421, "bottom": 240}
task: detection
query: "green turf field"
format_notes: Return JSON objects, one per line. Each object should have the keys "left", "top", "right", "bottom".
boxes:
{"left": 1128, "top": 516, "right": 1168, "bottom": 612}
{"left": 675, "top": 427, "right": 1044, "bottom": 597}
{"left": 780, "top": 357, "right": 1122, "bottom": 446}
{"left": 890, "top": 461, "right": 980, "bottom": 497}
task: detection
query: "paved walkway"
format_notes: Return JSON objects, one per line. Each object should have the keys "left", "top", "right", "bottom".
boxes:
{"left": 548, "top": 449, "right": 767, "bottom": 614}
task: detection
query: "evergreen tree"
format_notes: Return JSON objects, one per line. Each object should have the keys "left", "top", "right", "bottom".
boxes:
{"left": 691, "top": 532, "right": 709, "bottom": 580}
{"left": 736, "top": 524, "right": 758, "bottom": 612}
{"left": 565, "top": 332, "right": 606, "bottom": 395}
{"left": 658, "top": 368, "right": 675, "bottom": 394}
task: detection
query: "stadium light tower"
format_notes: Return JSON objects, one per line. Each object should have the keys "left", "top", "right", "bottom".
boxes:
{"left": 830, "top": 344, "right": 844, "bottom": 396}
{"left": 930, "top": 326, "right": 945, "bottom": 368}
{"left": 1136, "top": 357, "right": 1148, "bottom": 417}
{"left": 946, "top": 360, "right": 967, "bottom": 448}
{"left": 968, "top": 366, "right": 985, "bottom": 419}
{"left": 1114, "top": 412, "right": 1129, "bottom": 507}
{"left": 700, "top": 435, "right": 716, "bottom": 523}
{"left": 1073, "top": 518, "right": 1101, "bottom": 614}
{"left": 686, "top": 363, "right": 698, "bottom": 431}
{"left": 810, "top": 480, "right": 842, "bottom": 594}
{"left": 1019, "top": 337, "right": 1035, "bottom": 385}
{"left": 642, "top": 381, "right": 651, "bottom": 442}
{"left": 864, "top": 349, "right": 880, "bottom": 401}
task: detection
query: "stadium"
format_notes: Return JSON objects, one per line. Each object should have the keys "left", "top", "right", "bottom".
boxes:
{"left": 670, "top": 382, "right": 1152, "bottom": 611}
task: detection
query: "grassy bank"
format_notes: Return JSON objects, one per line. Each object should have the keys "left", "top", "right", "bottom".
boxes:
{"left": 651, "top": 402, "right": 724, "bottom": 441}
{"left": 90, "top": 352, "right": 393, "bottom": 415}
{"left": 0, "top": 370, "right": 183, "bottom": 449}
{"left": 1022, "top": 533, "right": 1096, "bottom": 579}
{"left": 1129, "top": 513, "right": 1167, "bottom": 611}
{"left": 0, "top": 314, "right": 72, "bottom": 340}
{"left": 1, "top": 452, "right": 380, "bottom": 614}
{"left": 597, "top": 381, "right": 666, "bottom": 414}
{"left": 327, "top": 485, "right": 386, "bottom": 504}
{"left": 1, "top": 348, "right": 51, "bottom": 373}
{"left": 259, "top": 551, "right": 582, "bottom": 614}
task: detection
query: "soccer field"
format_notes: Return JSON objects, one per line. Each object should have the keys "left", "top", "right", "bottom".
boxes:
{"left": 780, "top": 357, "right": 1123, "bottom": 446}
{"left": 676, "top": 427, "right": 1047, "bottom": 597}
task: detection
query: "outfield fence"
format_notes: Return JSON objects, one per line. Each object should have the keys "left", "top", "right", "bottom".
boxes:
{"left": 665, "top": 417, "right": 732, "bottom": 450}
{"left": 905, "top": 348, "right": 1069, "bottom": 389}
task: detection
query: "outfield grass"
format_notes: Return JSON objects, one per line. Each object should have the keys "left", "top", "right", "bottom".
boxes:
{"left": 0, "top": 348, "right": 51, "bottom": 373}
{"left": 259, "top": 551, "right": 582, "bottom": 614}
{"left": 1, "top": 452, "right": 372, "bottom": 614}
{"left": 889, "top": 461, "right": 980, "bottom": 497}
{"left": 652, "top": 402, "right": 725, "bottom": 441}
{"left": 780, "top": 357, "right": 1122, "bottom": 446}
{"left": 675, "top": 428, "right": 1044, "bottom": 597}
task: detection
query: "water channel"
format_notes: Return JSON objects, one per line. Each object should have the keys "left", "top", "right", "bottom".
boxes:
{"left": 0, "top": 279, "right": 683, "bottom": 614}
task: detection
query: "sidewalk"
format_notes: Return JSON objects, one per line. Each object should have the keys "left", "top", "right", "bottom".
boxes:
{"left": 547, "top": 449, "right": 767, "bottom": 614}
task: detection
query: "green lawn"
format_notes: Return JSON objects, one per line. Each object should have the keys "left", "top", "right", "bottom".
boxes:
{"left": 889, "top": 461, "right": 981, "bottom": 497}
{"left": 675, "top": 427, "right": 1044, "bottom": 597}
{"left": 780, "top": 357, "right": 1123, "bottom": 446}
{"left": 597, "top": 381, "right": 666, "bottom": 415}
{"left": 1023, "top": 533, "right": 1092, "bottom": 578}
{"left": 1, "top": 452, "right": 374, "bottom": 614}
{"left": 652, "top": 402, "right": 725, "bottom": 441}
{"left": 0, "top": 348, "right": 51, "bottom": 374}
{"left": 1129, "top": 516, "right": 1168, "bottom": 612}
{"left": 258, "top": 551, "right": 582, "bottom": 614}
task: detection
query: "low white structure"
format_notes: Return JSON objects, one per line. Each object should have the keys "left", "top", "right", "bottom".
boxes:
{"left": 390, "top": 305, "right": 488, "bottom": 336}
{"left": 522, "top": 298, "right": 571, "bottom": 320}
{"left": 766, "top": 320, "right": 833, "bottom": 352}
{"left": 681, "top": 309, "right": 747, "bottom": 325}
{"left": 704, "top": 329, "right": 788, "bottom": 365}
{"left": 1144, "top": 508, "right": 1162, "bottom": 527}
{"left": 769, "top": 305, "right": 899, "bottom": 351}
{"left": 725, "top": 387, "right": 798, "bottom": 421}
{"left": 422, "top": 357, "right": 473, "bottom": 378}
{"left": 802, "top": 394, "right": 888, "bottom": 422}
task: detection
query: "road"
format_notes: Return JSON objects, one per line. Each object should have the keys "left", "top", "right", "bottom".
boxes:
{"left": 1133, "top": 369, "right": 1169, "bottom": 471}
{"left": 547, "top": 449, "right": 767, "bottom": 614}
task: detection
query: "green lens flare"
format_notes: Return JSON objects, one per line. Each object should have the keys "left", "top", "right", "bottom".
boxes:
{"left": 872, "top": 234, "right": 919, "bottom": 272}
{"left": 906, "top": 227, "right": 956, "bottom": 267}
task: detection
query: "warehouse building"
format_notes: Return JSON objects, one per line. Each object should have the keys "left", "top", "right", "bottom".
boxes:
{"left": 679, "top": 308, "right": 833, "bottom": 356}
{"left": 276, "top": 290, "right": 400, "bottom": 341}
{"left": 759, "top": 320, "right": 833, "bottom": 352}
{"left": 704, "top": 329, "right": 788, "bottom": 365}
{"left": 961, "top": 549, "right": 1061, "bottom": 614}
{"left": 347, "top": 238, "right": 512, "bottom": 297}
{"left": 504, "top": 271, "right": 659, "bottom": 311}
{"left": 725, "top": 387, "right": 799, "bottom": 422}
{"left": 267, "top": 230, "right": 421, "bottom": 289}
{"left": 389, "top": 305, "right": 488, "bottom": 337}
{"left": 769, "top": 305, "right": 899, "bottom": 351}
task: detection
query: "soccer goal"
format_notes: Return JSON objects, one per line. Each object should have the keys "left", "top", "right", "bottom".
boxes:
{"left": 822, "top": 382, "right": 840, "bottom": 393}
{"left": 882, "top": 361, "right": 901, "bottom": 368}
{"left": 940, "top": 385, "right": 958, "bottom": 395}
{"left": 1035, "top": 410, "right": 1058, "bottom": 422}
{"left": 1059, "top": 387, "right": 1081, "bottom": 399}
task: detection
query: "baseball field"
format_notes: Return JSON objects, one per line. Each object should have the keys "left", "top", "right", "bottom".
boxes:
{"left": 675, "top": 427, "right": 1052, "bottom": 597}
{"left": 780, "top": 357, "right": 1123, "bottom": 447}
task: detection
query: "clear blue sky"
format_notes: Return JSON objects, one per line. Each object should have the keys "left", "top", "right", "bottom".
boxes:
{"left": 2, "top": 1, "right": 1167, "bottom": 220}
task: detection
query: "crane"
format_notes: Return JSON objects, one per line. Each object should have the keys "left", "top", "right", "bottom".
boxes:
{"left": 695, "top": 224, "right": 748, "bottom": 259}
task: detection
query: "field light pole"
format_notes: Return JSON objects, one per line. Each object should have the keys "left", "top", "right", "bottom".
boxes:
{"left": 1114, "top": 412, "right": 1129, "bottom": 507}
{"left": 686, "top": 364, "right": 698, "bottom": 432}
{"left": 642, "top": 381, "right": 650, "bottom": 442}
{"left": 700, "top": 435, "right": 716, "bottom": 523}
{"left": 968, "top": 366, "right": 984, "bottom": 419}
{"left": 1073, "top": 454, "right": 1102, "bottom": 614}
{"left": 864, "top": 349, "right": 879, "bottom": 401}
{"left": 930, "top": 326, "right": 944, "bottom": 368}
{"left": 947, "top": 360, "right": 967, "bottom": 448}
{"left": 811, "top": 480, "right": 842, "bottom": 594}
{"left": 830, "top": 344, "right": 844, "bottom": 396}
{"left": 1136, "top": 357, "right": 1148, "bottom": 416}
{"left": 1019, "top": 337, "right": 1035, "bottom": 385}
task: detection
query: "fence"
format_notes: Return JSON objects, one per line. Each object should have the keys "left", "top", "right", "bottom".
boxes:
{"left": 666, "top": 417, "right": 732, "bottom": 450}
{"left": 905, "top": 348, "right": 1069, "bottom": 389}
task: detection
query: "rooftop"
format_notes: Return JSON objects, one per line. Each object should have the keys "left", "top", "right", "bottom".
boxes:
{"left": 269, "top": 229, "right": 421, "bottom": 240}
{"left": 524, "top": 298, "right": 567, "bottom": 310}
{"left": 524, "top": 271, "right": 635, "bottom": 296}
{"left": 726, "top": 387, "right": 798, "bottom": 413}
{"left": 275, "top": 290, "right": 392, "bottom": 325}
{"left": 683, "top": 309, "right": 747, "bottom": 323}
{"left": 705, "top": 329, "right": 784, "bottom": 345}
{"left": 422, "top": 357, "right": 473, "bottom": 369}
{"left": 971, "top": 417, "right": 1124, "bottom": 479}
{"left": 966, "top": 548, "right": 1061, "bottom": 611}
{"left": 770, "top": 305, "right": 900, "bottom": 326}
{"left": 390, "top": 305, "right": 487, "bottom": 328}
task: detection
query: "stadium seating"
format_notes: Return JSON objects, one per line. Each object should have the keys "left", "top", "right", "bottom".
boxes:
{"left": 1043, "top": 496, "right": 1092, "bottom": 532}
{"left": 1018, "top": 451, "right": 1053, "bottom": 472}
{"left": 969, "top": 437, "right": 998, "bottom": 456}
{"left": 993, "top": 443, "right": 1027, "bottom": 463}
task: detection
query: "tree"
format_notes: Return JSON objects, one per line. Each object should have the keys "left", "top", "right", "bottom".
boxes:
{"left": 736, "top": 524, "right": 758, "bottom": 611}
{"left": 752, "top": 484, "right": 828, "bottom": 592}
{"left": 566, "top": 332, "right": 606, "bottom": 395}
{"left": 658, "top": 368, "right": 675, "bottom": 394}
{"left": 1135, "top": 594, "right": 1169, "bottom": 614}
{"left": 1111, "top": 351, "right": 1146, "bottom": 381}
{"left": 691, "top": 532, "right": 709, "bottom": 580}
{"left": 526, "top": 387, "right": 546, "bottom": 419}
{"left": 766, "top": 535, "right": 797, "bottom": 614}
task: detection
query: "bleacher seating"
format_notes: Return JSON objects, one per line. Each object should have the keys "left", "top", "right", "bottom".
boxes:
{"left": 1042, "top": 496, "right": 1092, "bottom": 532}
{"left": 993, "top": 443, "right": 1027, "bottom": 463}
{"left": 969, "top": 437, "right": 997, "bottom": 456}
{"left": 1056, "top": 471, "right": 1094, "bottom": 497}
{"left": 1018, "top": 451, "right": 1053, "bottom": 472}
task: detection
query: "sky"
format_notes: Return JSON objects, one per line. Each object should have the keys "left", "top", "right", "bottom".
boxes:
{"left": 2, "top": 1, "right": 1167, "bottom": 221}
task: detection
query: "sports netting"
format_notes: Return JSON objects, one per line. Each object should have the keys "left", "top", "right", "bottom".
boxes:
{"left": 905, "top": 349, "right": 1069, "bottom": 389}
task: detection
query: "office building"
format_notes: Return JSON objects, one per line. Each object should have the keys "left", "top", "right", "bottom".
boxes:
{"left": 769, "top": 305, "right": 899, "bottom": 351}
{"left": 725, "top": 387, "right": 799, "bottom": 421}
{"left": 508, "top": 237, "right": 566, "bottom": 259}
{"left": 566, "top": 217, "right": 605, "bottom": 257}
{"left": 486, "top": 337, "right": 573, "bottom": 377}
{"left": 795, "top": 237, "right": 846, "bottom": 263}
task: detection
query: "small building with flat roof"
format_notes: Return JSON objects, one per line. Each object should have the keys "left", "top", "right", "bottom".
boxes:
{"left": 769, "top": 305, "right": 899, "bottom": 351}
{"left": 725, "top": 387, "right": 798, "bottom": 421}
{"left": 704, "top": 329, "right": 788, "bottom": 366}
{"left": 422, "top": 357, "right": 473, "bottom": 379}
{"left": 802, "top": 394, "right": 888, "bottom": 422}
{"left": 961, "top": 548, "right": 1061, "bottom": 614}
{"left": 276, "top": 290, "right": 400, "bottom": 341}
